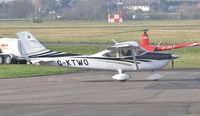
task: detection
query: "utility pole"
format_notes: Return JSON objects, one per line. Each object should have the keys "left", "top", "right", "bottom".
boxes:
{"left": 117, "top": 0, "right": 123, "bottom": 14}
{"left": 33, "top": 0, "right": 42, "bottom": 23}
{"left": 107, "top": 0, "right": 110, "bottom": 14}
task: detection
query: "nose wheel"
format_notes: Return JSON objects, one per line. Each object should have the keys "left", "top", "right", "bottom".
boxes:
{"left": 147, "top": 70, "right": 162, "bottom": 81}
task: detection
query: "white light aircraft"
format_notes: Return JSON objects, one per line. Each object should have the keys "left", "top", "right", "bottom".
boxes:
{"left": 17, "top": 31, "right": 178, "bottom": 82}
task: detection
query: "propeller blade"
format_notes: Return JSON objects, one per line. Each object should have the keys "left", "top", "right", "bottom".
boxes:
{"left": 172, "top": 59, "right": 174, "bottom": 69}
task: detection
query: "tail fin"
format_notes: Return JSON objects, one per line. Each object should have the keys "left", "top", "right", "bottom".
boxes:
{"left": 17, "top": 31, "right": 48, "bottom": 56}
{"left": 141, "top": 31, "right": 150, "bottom": 46}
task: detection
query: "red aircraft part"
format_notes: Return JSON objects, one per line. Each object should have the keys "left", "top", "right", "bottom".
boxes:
{"left": 140, "top": 32, "right": 200, "bottom": 52}
{"left": 155, "top": 43, "right": 200, "bottom": 51}
{"left": 140, "top": 32, "right": 156, "bottom": 52}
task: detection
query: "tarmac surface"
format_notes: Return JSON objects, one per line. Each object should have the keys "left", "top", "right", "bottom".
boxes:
{"left": 0, "top": 69, "right": 200, "bottom": 116}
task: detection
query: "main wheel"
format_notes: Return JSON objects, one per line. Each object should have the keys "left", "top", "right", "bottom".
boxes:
{"left": 4, "top": 56, "right": 12, "bottom": 64}
{"left": 0, "top": 56, "right": 3, "bottom": 64}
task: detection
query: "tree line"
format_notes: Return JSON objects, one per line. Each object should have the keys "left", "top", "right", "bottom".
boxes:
{"left": 0, "top": 0, "right": 200, "bottom": 20}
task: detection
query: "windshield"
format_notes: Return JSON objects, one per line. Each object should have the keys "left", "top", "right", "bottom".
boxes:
{"left": 134, "top": 47, "right": 147, "bottom": 55}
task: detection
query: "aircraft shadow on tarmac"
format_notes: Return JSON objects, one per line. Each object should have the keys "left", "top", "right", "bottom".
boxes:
{"left": 83, "top": 80, "right": 115, "bottom": 82}
{"left": 84, "top": 78, "right": 200, "bottom": 89}
{"left": 83, "top": 78, "right": 200, "bottom": 83}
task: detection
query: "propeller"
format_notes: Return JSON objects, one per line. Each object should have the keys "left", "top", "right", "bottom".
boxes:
{"left": 171, "top": 45, "right": 175, "bottom": 69}
{"left": 172, "top": 59, "right": 174, "bottom": 69}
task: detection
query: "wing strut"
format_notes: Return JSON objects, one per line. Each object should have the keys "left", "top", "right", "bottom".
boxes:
{"left": 131, "top": 47, "right": 139, "bottom": 70}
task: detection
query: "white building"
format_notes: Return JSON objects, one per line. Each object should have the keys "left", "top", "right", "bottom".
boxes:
{"left": 126, "top": 5, "right": 150, "bottom": 12}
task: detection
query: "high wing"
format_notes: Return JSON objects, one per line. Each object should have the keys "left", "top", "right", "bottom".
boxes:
{"left": 111, "top": 41, "right": 139, "bottom": 48}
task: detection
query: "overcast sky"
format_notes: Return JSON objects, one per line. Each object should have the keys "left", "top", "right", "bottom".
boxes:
{"left": 0, "top": 0, "right": 13, "bottom": 2}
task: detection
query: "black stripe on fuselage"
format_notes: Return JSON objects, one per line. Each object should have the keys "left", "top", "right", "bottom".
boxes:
{"left": 73, "top": 57, "right": 148, "bottom": 63}
{"left": 29, "top": 51, "right": 81, "bottom": 58}
{"left": 30, "top": 52, "right": 172, "bottom": 64}
{"left": 29, "top": 50, "right": 53, "bottom": 57}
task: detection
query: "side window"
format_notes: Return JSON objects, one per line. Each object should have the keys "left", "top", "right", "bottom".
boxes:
{"left": 121, "top": 49, "right": 132, "bottom": 57}
{"left": 108, "top": 50, "right": 117, "bottom": 57}
{"left": 103, "top": 50, "right": 117, "bottom": 57}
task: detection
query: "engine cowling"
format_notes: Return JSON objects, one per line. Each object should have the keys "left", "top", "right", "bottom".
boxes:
{"left": 112, "top": 73, "right": 131, "bottom": 82}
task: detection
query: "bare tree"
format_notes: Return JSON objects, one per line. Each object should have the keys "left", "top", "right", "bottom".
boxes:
{"left": 40, "top": 0, "right": 56, "bottom": 11}
{"left": 63, "top": 0, "right": 107, "bottom": 20}
{"left": 1, "top": 0, "right": 33, "bottom": 18}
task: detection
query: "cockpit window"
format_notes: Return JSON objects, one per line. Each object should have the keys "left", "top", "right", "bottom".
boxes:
{"left": 103, "top": 46, "right": 146, "bottom": 58}
{"left": 120, "top": 49, "right": 132, "bottom": 57}
{"left": 103, "top": 50, "right": 117, "bottom": 57}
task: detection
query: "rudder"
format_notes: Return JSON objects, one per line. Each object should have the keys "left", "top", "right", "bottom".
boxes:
{"left": 17, "top": 31, "right": 48, "bottom": 56}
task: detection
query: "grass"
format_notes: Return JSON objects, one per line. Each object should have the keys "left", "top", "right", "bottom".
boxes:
{"left": 168, "top": 47, "right": 200, "bottom": 68}
{"left": 0, "top": 20, "right": 200, "bottom": 44}
{"left": 0, "top": 65, "right": 79, "bottom": 79}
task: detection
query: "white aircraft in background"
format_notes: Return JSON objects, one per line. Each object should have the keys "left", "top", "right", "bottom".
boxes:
{"left": 17, "top": 31, "right": 177, "bottom": 82}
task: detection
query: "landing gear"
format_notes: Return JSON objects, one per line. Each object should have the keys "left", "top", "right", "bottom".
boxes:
{"left": 147, "top": 70, "right": 162, "bottom": 81}
{"left": 112, "top": 69, "right": 131, "bottom": 82}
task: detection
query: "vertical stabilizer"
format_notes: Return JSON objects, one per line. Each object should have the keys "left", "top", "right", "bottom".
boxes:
{"left": 17, "top": 31, "right": 47, "bottom": 56}
{"left": 141, "top": 31, "right": 150, "bottom": 46}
